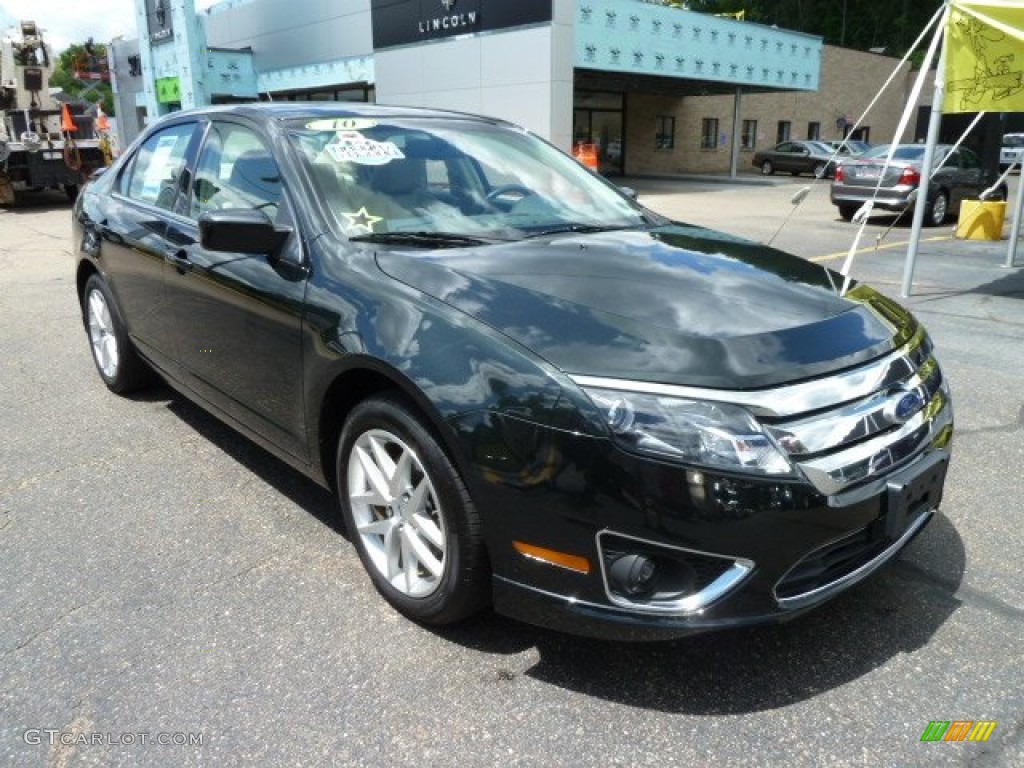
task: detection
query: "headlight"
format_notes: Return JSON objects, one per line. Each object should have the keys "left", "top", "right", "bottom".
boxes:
{"left": 581, "top": 386, "right": 794, "bottom": 476}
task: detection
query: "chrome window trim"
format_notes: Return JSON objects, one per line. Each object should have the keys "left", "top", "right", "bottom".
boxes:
{"left": 570, "top": 327, "right": 927, "bottom": 418}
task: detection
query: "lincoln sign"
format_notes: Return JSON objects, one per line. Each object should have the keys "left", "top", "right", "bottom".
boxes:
{"left": 370, "top": 0, "right": 553, "bottom": 50}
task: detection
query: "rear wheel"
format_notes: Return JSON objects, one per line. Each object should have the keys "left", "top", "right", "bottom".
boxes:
{"left": 989, "top": 184, "right": 1008, "bottom": 202}
{"left": 926, "top": 191, "right": 949, "bottom": 226}
{"left": 812, "top": 162, "right": 827, "bottom": 179}
{"left": 64, "top": 184, "right": 79, "bottom": 202}
{"left": 838, "top": 204, "right": 858, "bottom": 221}
{"left": 337, "top": 394, "right": 489, "bottom": 625}
{"left": 82, "top": 274, "right": 151, "bottom": 394}
{"left": 761, "top": 160, "right": 774, "bottom": 175}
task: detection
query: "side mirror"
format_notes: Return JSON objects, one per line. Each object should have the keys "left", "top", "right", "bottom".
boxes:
{"left": 618, "top": 186, "right": 638, "bottom": 200}
{"left": 198, "top": 208, "right": 291, "bottom": 256}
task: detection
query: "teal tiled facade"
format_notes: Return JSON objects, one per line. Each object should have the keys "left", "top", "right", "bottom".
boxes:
{"left": 576, "top": 0, "right": 821, "bottom": 91}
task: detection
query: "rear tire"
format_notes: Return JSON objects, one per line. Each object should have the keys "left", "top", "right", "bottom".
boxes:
{"left": 926, "top": 191, "right": 949, "bottom": 227}
{"left": 82, "top": 274, "right": 152, "bottom": 394}
{"left": 838, "top": 204, "right": 858, "bottom": 221}
{"left": 64, "top": 184, "right": 79, "bottom": 202}
{"left": 812, "top": 162, "right": 827, "bottom": 179}
{"left": 337, "top": 394, "right": 490, "bottom": 625}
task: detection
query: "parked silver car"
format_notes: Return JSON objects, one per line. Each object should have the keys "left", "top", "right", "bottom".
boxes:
{"left": 830, "top": 144, "right": 1006, "bottom": 226}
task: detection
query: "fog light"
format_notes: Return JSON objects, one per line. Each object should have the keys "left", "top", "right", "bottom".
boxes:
{"left": 598, "top": 531, "right": 752, "bottom": 613}
{"left": 609, "top": 554, "right": 658, "bottom": 598}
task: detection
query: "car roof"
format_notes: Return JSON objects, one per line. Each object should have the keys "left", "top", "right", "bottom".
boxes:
{"left": 158, "top": 101, "right": 514, "bottom": 128}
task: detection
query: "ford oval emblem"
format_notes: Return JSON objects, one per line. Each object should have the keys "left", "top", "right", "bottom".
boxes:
{"left": 883, "top": 390, "right": 925, "bottom": 424}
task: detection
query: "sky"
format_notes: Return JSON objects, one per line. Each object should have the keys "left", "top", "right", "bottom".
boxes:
{"left": 0, "top": 0, "right": 217, "bottom": 55}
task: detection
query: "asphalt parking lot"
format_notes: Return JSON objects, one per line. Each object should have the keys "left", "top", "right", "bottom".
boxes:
{"left": 1, "top": 178, "right": 1022, "bottom": 767}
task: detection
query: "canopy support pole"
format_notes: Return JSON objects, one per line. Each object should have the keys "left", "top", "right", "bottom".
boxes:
{"left": 1006, "top": 176, "right": 1024, "bottom": 268}
{"left": 901, "top": 28, "right": 949, "bottom": 299}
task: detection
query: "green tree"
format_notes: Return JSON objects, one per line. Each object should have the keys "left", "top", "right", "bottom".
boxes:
{"left": 50, "top": 42, "right": 115, "bottom": 116}
{"left": 678, "top": 0, "right": 943, "bottom": 59}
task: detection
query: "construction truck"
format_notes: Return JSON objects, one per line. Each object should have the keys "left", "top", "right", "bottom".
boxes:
{"left": 0, "top": 21, "right": 106, "bottom": 203}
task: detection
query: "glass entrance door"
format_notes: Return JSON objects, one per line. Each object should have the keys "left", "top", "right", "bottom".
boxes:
{"left": 573, "top": 92, "right": 624, "bottom": 175}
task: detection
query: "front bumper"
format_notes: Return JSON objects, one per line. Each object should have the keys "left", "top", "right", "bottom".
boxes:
{"left": 495, "top": 507, "right": 932, "bottom": 642}
{"left": 451, "top": 403, "right": 950, "bottom": 641}
{"left": 450, "top": 323, "right": 953, "bottom": 640}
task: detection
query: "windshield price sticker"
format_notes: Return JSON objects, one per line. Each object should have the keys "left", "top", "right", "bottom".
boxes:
{"left": 324, "top": 131, "right": 405, "bottom": 165}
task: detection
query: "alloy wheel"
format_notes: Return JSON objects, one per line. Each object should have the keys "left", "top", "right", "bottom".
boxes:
{"left": 347, "top": 428, "right": 447, "bottom": 598}
{"left": 87, "top": 288, "right": 119, "bottom": 380}
{"left": 930, "top": 193, "right": 948, "bottom": 226}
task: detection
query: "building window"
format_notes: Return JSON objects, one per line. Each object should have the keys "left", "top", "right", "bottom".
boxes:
{"left": 701, "top": 118, "right": 719, "bottom": 150}
{"left": 848, "top": 126, "right": 870, "bottom": 142}
{"left": 741, "top": 119, "right": 757, "bottom": 150}
{"left": 776, "top": 120, "right": 791, "bottom": 143}
{"left": 268, "top": 84, "right": 374, "bottom": 102}
{"left": 807, "top": 121, "right": 820, "bottom": 140}
{"left": 656, "top": 115, "right": 675, "bottom": 149}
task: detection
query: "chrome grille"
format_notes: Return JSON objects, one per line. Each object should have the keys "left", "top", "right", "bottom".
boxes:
{"left": 763, "top": 330, "right": 952, "bottom": 496}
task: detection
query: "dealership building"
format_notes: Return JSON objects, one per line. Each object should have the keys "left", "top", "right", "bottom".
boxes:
{"left": 112, "top": 0, "right": 917, "bottom": 175}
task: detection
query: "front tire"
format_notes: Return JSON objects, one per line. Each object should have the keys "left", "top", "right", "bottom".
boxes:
{"left": 82, "top": 274, "right": 151, "bottom": 394}
{"left": 337, "top": 394, "right": 489, "bottom": 625}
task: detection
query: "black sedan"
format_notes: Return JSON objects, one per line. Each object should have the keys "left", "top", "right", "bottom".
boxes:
{"left": 831, "top": 143, "right": 1006, "bottom": 225}
{"left": 752, "top": 140, "right": 837, "bottom": 178}
{"left": 73, "top": 103, "right": 952, "bottom": 640}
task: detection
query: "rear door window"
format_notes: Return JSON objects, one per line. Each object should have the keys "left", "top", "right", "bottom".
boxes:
{"left": 122, "top": 123, "right": 198, "bottom": 210}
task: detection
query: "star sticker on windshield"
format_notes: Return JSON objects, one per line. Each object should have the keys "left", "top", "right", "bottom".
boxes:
{"left": 342, "top": 207, "right": 382, "bottom": 233}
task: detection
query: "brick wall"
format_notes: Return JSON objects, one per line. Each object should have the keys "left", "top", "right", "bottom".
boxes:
{"left": 623, "top": 46, "right": 916, "bottom": 175}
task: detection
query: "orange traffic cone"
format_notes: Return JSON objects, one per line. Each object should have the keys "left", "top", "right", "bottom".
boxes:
{"left": 95, "top": 105, "right": 110, "bottom": 133}
{"left": 61, "top": 103, "right": 77, "bottom": 132}
{"left": 572, "top": 142, "right": 599, "bottom": 172}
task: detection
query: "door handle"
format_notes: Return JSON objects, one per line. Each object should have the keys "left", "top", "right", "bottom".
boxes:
{"left": 166, "top": 249, "right": 193, "bottom": 273}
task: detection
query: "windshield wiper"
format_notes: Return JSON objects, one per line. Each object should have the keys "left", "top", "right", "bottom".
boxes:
{"left": 349, "top": 231, "right": 500, "bottom": 247}
{"left": 525, "top": 223, "right": 629, "bottom": 238}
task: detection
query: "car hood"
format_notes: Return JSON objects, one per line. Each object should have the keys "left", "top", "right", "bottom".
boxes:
{"left": 375, "top": 225, "right": 913, "bottom": 388}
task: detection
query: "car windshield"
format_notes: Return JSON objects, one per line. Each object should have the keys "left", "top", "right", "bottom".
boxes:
{"left": 288, "top": 116, "right": 649, "bottom": 241}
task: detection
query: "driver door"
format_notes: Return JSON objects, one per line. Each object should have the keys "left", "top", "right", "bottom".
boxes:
{"left": 161, "top": 119, "right": 310, "bottom": 460}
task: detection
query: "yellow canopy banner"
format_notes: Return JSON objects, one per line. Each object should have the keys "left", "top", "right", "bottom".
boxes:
{"left": 944, "top": 0, "right": 1024, "bottom": 113}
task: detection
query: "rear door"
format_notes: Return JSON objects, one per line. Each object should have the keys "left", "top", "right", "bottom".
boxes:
{"left": 101, "top": 120, "right": 200, "bottom": 373}
{"left": 161, "top": 118, "right": 310, "bottom": 460}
